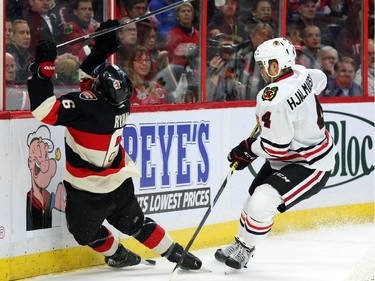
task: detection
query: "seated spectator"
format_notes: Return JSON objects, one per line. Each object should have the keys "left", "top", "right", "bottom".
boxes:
{"left": 5, "top": 52, "right": 30, "bottom": 110}
{"left": 207, "top": 0, "right": 247, "bottom": 45}
{"left": 26, "top": 0, "right": 62, "bottom": 57}
{"left": 148, "top": 0, "right": 179, "bottom": 46}
{"left": 293, "top": 41, "right": 304, "bottom": 65}
{"left": 61, "top": 0, "right": 97, "bottom": 61}
{"left": 165, "top": 2, "right": 199, "bottom": 63}
{"left": 126, "top": 46, "right": 167, "bottom": 105}
{"left": 54, "top": 53, "right": 80, "bottom": 85}
{"left": 137, "top": 21, "right": 169, "bottom": 73}
{"left": 354, "top": 39, "right": 374, "bottom": 96}
{"left": 241, "top": 22, "right": 273, "bottom": 99}
{"left": 317, "top": 45, "right": 339, "bottom": 83}
{"left": 117, "top": 18, "right": 138, "bottom": 69}
{"left": 6, "top": 19, "right": 32, "bottom": 83}
{"left": 299, "top": 25, "right": 322, "bottom": 69}
{"left": 6, "top": 53, "right": 18, "bottom": 84}
{"left": 323, "top": 57, "right": 362, "bottom": 97}
{"left": 289, "top": 0, "right": 334, "bottom": 47}
{"left": 287, "top": 23, "right": 303, "bottom": 45}
{"left": 155, "top": 43, "right": 199, "bottom": 102}
{"left": 206, "top": 33, "right": 246, "bottom": 101}
{"left": 6, "top": 18, "right": 13, "bottom": 46}
{"left": 336, "top": 2, "right": 361, "bottom": 68}
{"left": 239, "top": 0, "right": 277, "bottom": 35}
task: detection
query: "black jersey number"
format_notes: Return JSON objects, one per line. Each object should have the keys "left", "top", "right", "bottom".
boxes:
{"left": 261, "top": 111, "right": 272, "bottom": 129}
{"left": 315, "top": 96, "right": 325, "bottom": 129}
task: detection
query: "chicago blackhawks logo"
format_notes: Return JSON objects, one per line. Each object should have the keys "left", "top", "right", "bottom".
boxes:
{"left": 262, "top": 86, "right": 278, "bottom": 101}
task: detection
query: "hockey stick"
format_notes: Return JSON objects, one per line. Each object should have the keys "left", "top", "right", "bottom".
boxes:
{"left": 170, "top": 124, "right": 260, "bottom": 280}
{"left": 57, "top": 0, "right": 193, "bottom": 49}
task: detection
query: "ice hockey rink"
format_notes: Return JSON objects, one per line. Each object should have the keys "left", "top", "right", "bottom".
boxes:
{"left": 26, "top": 223, "right": 374, "bottom": 281}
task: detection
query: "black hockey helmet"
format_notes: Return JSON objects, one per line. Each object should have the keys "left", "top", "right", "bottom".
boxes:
{"left": 93, "top": 64, "right": 133, "bottom": 106}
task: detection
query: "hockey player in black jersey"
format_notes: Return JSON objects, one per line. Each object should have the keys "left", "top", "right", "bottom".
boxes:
{"left": 27, "top": 19, "right": 201, "bottom": 271}
{"left": 214, "top": 38, "right": 337, "bottom": 270}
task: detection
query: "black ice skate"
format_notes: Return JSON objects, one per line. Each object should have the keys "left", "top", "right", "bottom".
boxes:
{"left": 225, "top": 241, "right": 255, "bottom": 270}
{"left": 162, "top": 242, "right": 202, "bottom": 270}
{"left": 214, "top": 236, "right": 241, "bottom": 263}
{"left": 105, "top": 244, "right": 141, "bottom": 268}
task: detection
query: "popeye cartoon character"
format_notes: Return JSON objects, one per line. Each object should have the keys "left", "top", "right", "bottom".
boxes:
{"left": 26, "top": 125, "right": 66, "bottom": 231}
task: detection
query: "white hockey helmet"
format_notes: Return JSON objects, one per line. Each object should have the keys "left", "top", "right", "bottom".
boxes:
{"left": 254, "top": 37, "right": 296, "bottom": 71}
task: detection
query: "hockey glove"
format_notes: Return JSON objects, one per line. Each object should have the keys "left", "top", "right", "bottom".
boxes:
{"left": 93, "top": 19, "right": 120, "bottom": 56}
{"left": 29, "top": 40, "right": 57, "bottom": 79}
{"left": 228, "top": 137, "right": 258, "bottom": 170}
{"left": 80, "top": 19, "right": 120, "bottom": 75}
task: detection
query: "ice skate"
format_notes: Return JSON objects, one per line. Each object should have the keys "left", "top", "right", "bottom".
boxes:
{"left": 225, "top": 241, "right": 255, "bottom": 270}
{"left": 214, "top": 236, "right": 241, "bottom": 263}
{"left": 105, "top": 244, "right": 141, "bottom": 268}
{"left": 163, "top": 242, "right": 202, "bottom": 270}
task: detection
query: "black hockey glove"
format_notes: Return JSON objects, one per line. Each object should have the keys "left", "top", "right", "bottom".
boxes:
{"left": 93, "top": 19, "right": 120, "bottom": 56}
{"left": 228, "top": 137, "right": 258, "bottom": 170}
{"left": 80, "top": 19, "right": 120, "bottom": 74}
{"left": 29, "top": 40, "right": 57, "bottom": 79}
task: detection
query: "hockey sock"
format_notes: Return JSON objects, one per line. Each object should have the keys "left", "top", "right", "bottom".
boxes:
{"left": 89, "top": 226, "right": 119, "bottom": 257}
{"left": 133, "top": 217, "right": 173, "bottom": 255}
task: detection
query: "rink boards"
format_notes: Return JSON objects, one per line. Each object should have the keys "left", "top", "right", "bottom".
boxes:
{"left": 0, "top": 102, "right": 373, "bottom": 280}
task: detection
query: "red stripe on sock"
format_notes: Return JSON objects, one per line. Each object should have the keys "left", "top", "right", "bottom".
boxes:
{"left": 93, "top": 231, "right": 115, "bottom": 253}
{"left": 143, "top": 224, "right": 165, "bottom": 249}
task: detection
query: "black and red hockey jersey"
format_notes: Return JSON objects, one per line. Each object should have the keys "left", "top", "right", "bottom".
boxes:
{"left": 28, "top": 76, "right": 140, "bottom": 193}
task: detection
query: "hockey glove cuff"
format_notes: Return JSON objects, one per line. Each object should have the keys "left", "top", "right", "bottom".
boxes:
{"left": 29, "top": 40, "right": 57, "bottom": 79}
{"left": 228, "top": 137, "right": 258, "bottom": 170}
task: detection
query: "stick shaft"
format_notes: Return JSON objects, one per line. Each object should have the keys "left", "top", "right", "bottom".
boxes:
{"left": 170, "top": 123, "right": 260, "bottom": 278}
{"left": 57, "top": 0, "right": 193, "bottom": 49}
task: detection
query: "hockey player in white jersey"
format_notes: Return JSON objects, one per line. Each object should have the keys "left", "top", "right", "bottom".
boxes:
{"left": 214, "top": 37, "right": 337, "bottom": 270}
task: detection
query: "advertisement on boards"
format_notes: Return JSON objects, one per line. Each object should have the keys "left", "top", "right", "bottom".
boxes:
{"left": 0, "top": 103, "right": 373, "bottom": 258}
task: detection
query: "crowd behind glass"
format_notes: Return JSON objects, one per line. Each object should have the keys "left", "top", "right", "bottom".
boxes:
{"left": 4, "top": 0, "right": 374, "bottom": 110}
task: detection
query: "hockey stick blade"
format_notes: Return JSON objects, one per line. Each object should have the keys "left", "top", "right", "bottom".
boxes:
{"left": 141, "top": 259, "right": 156, "bottom": 266}
{"left": 224, "top": 267, "right": 238, "bottom": 275}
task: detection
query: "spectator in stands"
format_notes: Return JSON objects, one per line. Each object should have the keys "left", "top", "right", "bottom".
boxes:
{"left": 317, "top": 45, "right": 339, "bottom": 83}
{"left": 26, "top": 0, "right": 62, "bottom": 57}
{"left": 293, "top": 41, "right": 304, "bottom": 65}
{"left": 165, "top": 2, "right": 199, "bottom": 63}
{"left": 116, "top": 18, "right": 138, "bottom": 70}
{"left": 149, "top": 0, "right": 179, "bottom": 46}
{"left": 5, "top": 52, "right": 30, "bottom": 110}
{"left": 323, "top": 57, "right": 362, "bottom": 97}
{"left": 62, "top": 0, "right": 97, "bottom": 61}
{"left": 6, "top": 18, "right": 13, "bottom": 46}
{"left": 137, "top": 21, "right": 169, "bottom": 73}
{"left": 299, "top": 25, "right": 322, "bottom": 69}
{"left": 287, "top": 23, "right": 303, "bottom": 45}
{"left": 7, "top": 19, "right": 32, "bottom": 83}
{"left": 206, "top": 33, "right": 246, "bottom": 101}
{"left": 289, "top": 0, "right": 334, "bottom": 47}
{"left": 126, "top": 46, "right": 167, "bottom": 105}
{"left": 6, "top": 53, "right": 18, "bottom": 84}
{"left": 336, "top": 2, "right": 361, "bottom": 68}
{"left": 155, "top": 43, "right": 198, "bottom": 101}
{"left": 239, "top": 0, "right": 277, "bottom": 35}
{"left": 354, "top": 39, "right": 375, "bottom": 96}
{"left": 241, "top": 22, "right": 273, "bottom": 99}
{"left": 116, "top": 0, "right": 149, "bottom": 19}
{"left": 54, "top": 53, "right": 80, "bottom": 85}
{"left": 207, "top": 0, "right": 247, "bottom": 45}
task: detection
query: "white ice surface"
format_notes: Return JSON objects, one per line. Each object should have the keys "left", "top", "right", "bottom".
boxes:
{"left": 26, "top": 223, "right": 375, "bottom": 281}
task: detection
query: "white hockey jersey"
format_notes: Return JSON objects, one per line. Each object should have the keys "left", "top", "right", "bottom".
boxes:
{"left": 252, "top": 65, "right": 337, "bottom": 171}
